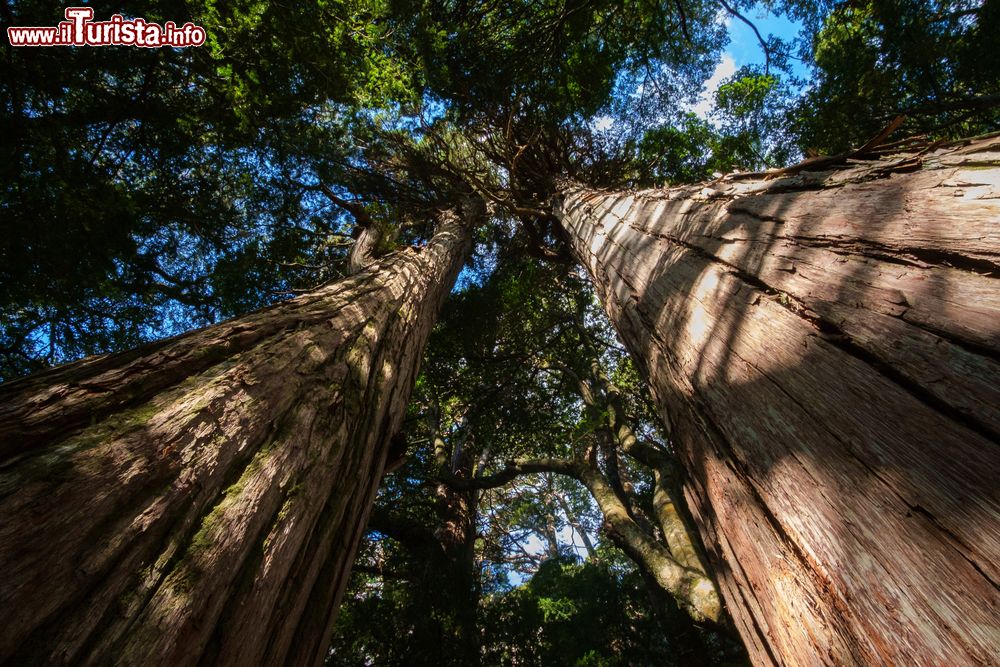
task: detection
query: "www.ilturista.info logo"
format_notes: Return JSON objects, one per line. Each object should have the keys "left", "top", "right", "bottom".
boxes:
{"left": 7, "top": 7, "right": 206, "bottom": 47}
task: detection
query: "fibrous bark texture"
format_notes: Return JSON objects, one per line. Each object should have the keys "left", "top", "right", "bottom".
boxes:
{"left": 555, "top": 136, "right": 1000, "bottom": 666}
{"left": 0, "top": 210, "right": 473, "bottom": 666}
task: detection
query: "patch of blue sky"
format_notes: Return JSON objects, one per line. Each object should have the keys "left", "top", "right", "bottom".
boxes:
{"left": 453, "top": 265, "right": 481, "bottom": 292}
{"left": 592, "top": 3, "right": 814, "bottom": 131}
{"left": 453, "top": 240, "right": 499, "bottom": 292}
{"left": 688, "top": 3, "right": 812, "bottom": 120}
{"left": 506, "top": 525, "right": 595, "bottom": 587}
{"left": 725, "top": 4, "right": 811, "bottom": 78}
{"left": 357, "top": 91, "right": 450, "bottom": 136}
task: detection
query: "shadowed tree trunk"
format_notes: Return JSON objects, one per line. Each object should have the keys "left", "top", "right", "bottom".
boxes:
{"left": 428, "top": 435, "right": 484, "bottom": 664}
{"left": 366, "top": 481, "right": 482, "bottom": 664}
{"left": 361, "top": 418, "right": 483, "bottom": 665}
{"left": 0, "top": 206, "right": 477, "bottom": 666}
{"left": 554, "top": 136, "right": 1000, "bottom": 665}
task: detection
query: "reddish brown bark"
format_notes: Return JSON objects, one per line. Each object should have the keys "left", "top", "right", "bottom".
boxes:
{"left": 555, "top": 137, "right": 1000, "bottom": 665}
{"left": 0, "top": 208, "right": 475, "bottom": 666}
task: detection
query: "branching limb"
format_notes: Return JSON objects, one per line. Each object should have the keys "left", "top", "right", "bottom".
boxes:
{"left": 316, "top": 182, "right": 373, "bottom": 228}
{"left": 718, "top": 0, "right": 770, "bottom": 74}
{"left": 439, "top": 457, "right": 582, "bottom": 490}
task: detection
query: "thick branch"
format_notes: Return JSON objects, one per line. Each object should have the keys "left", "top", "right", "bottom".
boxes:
{"left": 579, "top": 466, "right": 721, "bottom": 624}
{"left": 439, "top": 457, "right": 582, "bottom": 490}
{"left": 440, "top": 452, "right": 720, "bottom": 624}
{"left": 317, "top": 183, "right": 373, "bottom": 227}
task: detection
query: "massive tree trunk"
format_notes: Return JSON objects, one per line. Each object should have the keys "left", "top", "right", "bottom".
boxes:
{"left": 0, "top": 208, "right": 475, "bottom": 666}
{"left": 554, "top": 136, "right": 1000, "bottom": 665}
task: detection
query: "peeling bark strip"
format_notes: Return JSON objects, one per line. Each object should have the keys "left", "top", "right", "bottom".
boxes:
{"left": 555, "top": 136, "right": 1000, "bottom": 666}
{"left": 0, "top": 209, "right": 475, "bottom": 666}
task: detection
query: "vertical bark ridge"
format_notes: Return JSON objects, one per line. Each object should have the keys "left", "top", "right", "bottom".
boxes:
{"left": 0, "top": 209, "right": 476, "bottom": 666}
{"left": 554, "top": 137, "right": 1000, "bottom": 666}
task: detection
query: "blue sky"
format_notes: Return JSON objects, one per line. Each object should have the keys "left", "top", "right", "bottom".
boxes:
{"left": 726, "top": 3, "right": 809, "bottom": 71}
{"left": 689, "top": 3, "right": 810, "bottom": 117}
{"left": 590, "top": 3, "right": 810, "bottom": 129}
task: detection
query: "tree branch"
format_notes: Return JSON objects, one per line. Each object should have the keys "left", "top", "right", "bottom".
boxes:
{"left": 317, "top": 183, "right": 373, "bottom": 227}
{"left": 440, "top": 457, "right": 582, "bottom": 490}
{"left": 718, "top": 0, "right": 770, "bottom": 74}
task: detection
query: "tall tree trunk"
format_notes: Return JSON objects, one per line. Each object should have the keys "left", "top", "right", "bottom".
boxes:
{"left": 0, "top": 208, "right": 475, "bottom": 666}
{"left": 431, "top": 482, "right": 482, "bottom": 663}
{"left": 365, "top": 486, "right": 482, "bottom": 665}
{"left": 554, "top": 137, "right": 1000, "bottom": 665}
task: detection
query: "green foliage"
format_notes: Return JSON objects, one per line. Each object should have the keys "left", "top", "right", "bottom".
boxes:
{"left": 332, "top": 552, "right": 715, "bottom": 666}
{"left": 632, "top": 67, "right": 799, "bottom": 185}
{"left": 478, "top": 557, "right": 715, "bottom": 667}
{"left": 717, "top": 72, "right": 778, "bottom": 119}
{"left": 386, "top": 0, "right": 723, "bottom": 122}
{"left": 0, "top": 0, "right": 427, "bottom": 379}
{"left": 712, "top": 67, "right": 798, "bottom": 169}
{"left": 328, "top": 543, "right": 481, "bottom": 665}
{"left": 6, "top": 2, "right": 997, "bottom": 659}
{"left": 637, "top": 114, "right": 724, "bottom": 183}
{"left": 791, "top": 0, "right": 1000, "bottom": 153}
